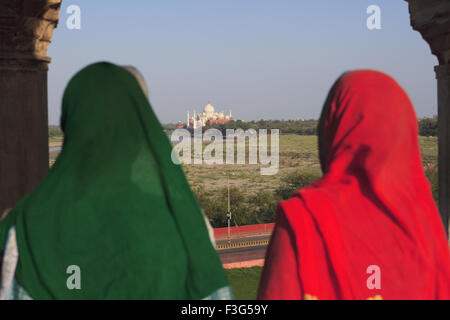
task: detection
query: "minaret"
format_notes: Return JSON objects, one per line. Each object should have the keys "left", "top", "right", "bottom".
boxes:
{"left": 187, "top": 111, "right": 190, "bottom": 128}
{"left": 229, "top": 110, "right": 232, "bottom": 119}
{"left": 193, "top": 110, "right": 197, "bottom": 129}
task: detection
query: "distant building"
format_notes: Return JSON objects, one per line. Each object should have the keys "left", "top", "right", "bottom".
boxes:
{"left": 186, "top": 103, "right": 233, "bottom": 129}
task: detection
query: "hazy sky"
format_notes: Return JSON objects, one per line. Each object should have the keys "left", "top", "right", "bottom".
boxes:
{"left": 48, "top": 0, "right": 438, "bottom": 125}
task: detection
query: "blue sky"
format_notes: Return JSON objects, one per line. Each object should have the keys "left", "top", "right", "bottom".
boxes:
{"left": 48, "top": 0, "right": 438, "bottom": 124}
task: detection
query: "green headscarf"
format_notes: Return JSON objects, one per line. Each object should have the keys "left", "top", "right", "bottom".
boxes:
{"left": 0, "top": 62, "right": 229, "bottom": 299}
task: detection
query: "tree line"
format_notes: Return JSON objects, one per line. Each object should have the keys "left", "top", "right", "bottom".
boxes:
{"left": 163, "top": 117, "right": 438, "bottom": 137}
{"left": 193, "top": 169, "right": 321, "bottom": 228}
{"left": 195, "top": 164, "right": 439, "bottom": 228}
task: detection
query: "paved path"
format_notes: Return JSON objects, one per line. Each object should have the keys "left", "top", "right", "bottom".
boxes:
{"left": 218, "top": 245, "right": 268, "bottom": 269}
{"left": 215, "top": 234, "right": 271, "bottom": 250}
{"left": 216, "top": 233, "right": 272, "bottom": 269}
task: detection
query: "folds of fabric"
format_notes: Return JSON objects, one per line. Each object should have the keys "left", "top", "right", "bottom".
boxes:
{"left": 259, "top": 70, "right": 450, "bottom": 300}
{"left": 0, "top": 62, "right": 229, "bottom": 299}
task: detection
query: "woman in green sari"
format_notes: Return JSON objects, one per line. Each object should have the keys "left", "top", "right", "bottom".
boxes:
{"left": 0, "top": 62, "right": 231, "bottom": 300}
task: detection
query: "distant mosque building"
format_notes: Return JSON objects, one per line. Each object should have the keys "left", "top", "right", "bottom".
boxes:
{"left": 184, "top": 102, "right": 233, "bottom": 129}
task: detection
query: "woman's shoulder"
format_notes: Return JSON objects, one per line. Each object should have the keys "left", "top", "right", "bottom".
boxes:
{"left": 0, "top": 208, "right": 17, "bottom": 253}
{"left": 0, "top": 208, "right": 11, "bottom": 221}
{"left": 276, "top": 187, "right": 331, "bottom": 235}
{"left": 202, "top": 286, "right": 233, "bottom": 300}
{"left": 277, "top": 193, "right": 309, "bottom": 218}
{"left": 0, "top": 226, "right": 33, "bottom": 300}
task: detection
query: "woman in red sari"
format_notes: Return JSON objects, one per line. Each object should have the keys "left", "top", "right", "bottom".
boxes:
{"left": 258, "top": 70, "right": 450, "bottom": 300}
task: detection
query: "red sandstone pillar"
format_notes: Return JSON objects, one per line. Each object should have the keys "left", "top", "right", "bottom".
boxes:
{"left": 406, "top": 0, "right": 450, "bottom": 235}
{"left": 0, "top": 1, "right": 62, "bottom": 213}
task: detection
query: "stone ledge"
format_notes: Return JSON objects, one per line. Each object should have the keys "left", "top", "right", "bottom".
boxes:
{"left": 0, "top": 53, "right": 50, "bottom": 71}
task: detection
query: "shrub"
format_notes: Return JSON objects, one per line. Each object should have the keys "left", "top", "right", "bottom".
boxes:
{"left": 424, "top": 165, "right": 438, "bottom": 205}
{"left": 275, "top": 169, "right": 321, "bottom": 200}
{"left": 247, "top": 190, "right": 278, "bottom": 223}
{"left": 418, "top": 117, "right": 437, "bottom": 137}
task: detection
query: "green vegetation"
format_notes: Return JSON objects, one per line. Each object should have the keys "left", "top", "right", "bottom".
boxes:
{"left": 187, "top": 134, "right": 322, "bottom": 227}
{"left": 48, "top": 125, "right": 439, "bottom": 227}
{"left": 165, "top": 117, "right": 438, "bottom": 137}
{"left": 225, "top": 267, "right": 263, "bottom": 300}
{"left": 51, "top": 117, "right": 438, "bottom": 143}
{"left": 419, "top": 117, "right": 438, "bottom": 137}
{"left": 48, "top": 126, "right": 63, "bottom": 143}
{"left": 194, "top": 186, "right": 278, "bottom": 227}
{"left": 275, "top": 169, "right": 320, "bottom": 200}
{"left": 202, "top": 119, "right": 319, "bottom": 135}
{"left": 186, "top": 134, "right": 438, "bottom": 228}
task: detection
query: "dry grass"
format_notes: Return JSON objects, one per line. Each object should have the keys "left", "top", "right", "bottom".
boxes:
{"left": 180, "top": 135, "right": 322, "bottom": 197}
{"left": 48, "top": 134, "right": 438, "bottom": 199}
{"left": 181, "top": 135, "right": 438, "bottom": 198}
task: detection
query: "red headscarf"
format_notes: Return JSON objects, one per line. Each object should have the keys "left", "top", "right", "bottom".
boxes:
{"left": 258, "top": 70, "right": 450, "bottom": 300}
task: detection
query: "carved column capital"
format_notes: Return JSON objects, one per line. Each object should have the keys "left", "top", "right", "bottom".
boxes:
{"left": 405, "top": 0, "right": 450, "bottom": 65}
{"left": 0, "top": 0, "right": 62, "bottom": 70}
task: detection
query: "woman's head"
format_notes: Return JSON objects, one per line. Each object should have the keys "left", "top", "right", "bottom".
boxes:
{"left": 60, "top": 63, "right": 151, "bottom": 147}
{"left": 317, "top": 70, "right": 421, "bottom": 181}
{"left": 7, "top": 62, "right": 230, "bottom": 299}
{"left": 318, "top": 75, "right": 342, "bottom": 173}
{"left": 122, "top": 65, "right": 149, "bottom": 99}
{"left": 266, "top": 70, "right": 449, "bottom": 300}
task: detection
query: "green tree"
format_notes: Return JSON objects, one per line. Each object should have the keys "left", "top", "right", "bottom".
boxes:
{"left": 419, "top": 117, "right": 437, "bottom": 136}
{"left": 275, "top": 169, "right": 321, "bottom": 200}
{"left": 247, "top": 190, "right": 278, "bottom": 223}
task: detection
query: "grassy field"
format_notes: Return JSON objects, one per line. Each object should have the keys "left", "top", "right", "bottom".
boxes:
{"left": 181, "top": 134, "right": 438, "bottom": 198}
{"left": 181, "top": 135, "right": 322, "bottom": 198}
{"left": 48, "top": 134, "right": 439, "bottom": 206}
{"left": 225, "top": 267, "right": 263, "bottom": 300}
{"left": 419, "top": 136, "right": 438, "bottom": 165}
{"left": 48, "top": 134, "right": 438, "bottom": 199}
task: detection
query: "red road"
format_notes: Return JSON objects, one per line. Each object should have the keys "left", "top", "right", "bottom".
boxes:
{"left": 216, "top": 232, "right": 272, "bottom": 267}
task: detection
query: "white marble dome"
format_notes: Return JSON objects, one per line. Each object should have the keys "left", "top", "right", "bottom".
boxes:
{"left": 204, "top": 103, "right": 215, "bottom": 115}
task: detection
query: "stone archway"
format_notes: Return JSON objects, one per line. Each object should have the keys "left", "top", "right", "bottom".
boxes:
{"left": 0, "top": 1, "right": 448, "bottom": 236}
{"left": 0, "top": 1, "right": 62, "bottom": 214}
{"left": 406, "top": 0, "right": 450, "bottom": 235}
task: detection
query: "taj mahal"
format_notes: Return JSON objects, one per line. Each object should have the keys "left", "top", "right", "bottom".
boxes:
{"left": 184, "top": 103, "right": 233, "bottom": 129}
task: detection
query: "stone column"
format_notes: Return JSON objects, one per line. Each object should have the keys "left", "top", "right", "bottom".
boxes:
{"left": 0, "top": 1, "right": 62, "bottom": 213}
{"left": 406, "top": 0, "right": 450, "bottom": 235}
{"left": 436, "top": 64, "right": 450, "bottom": 236}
